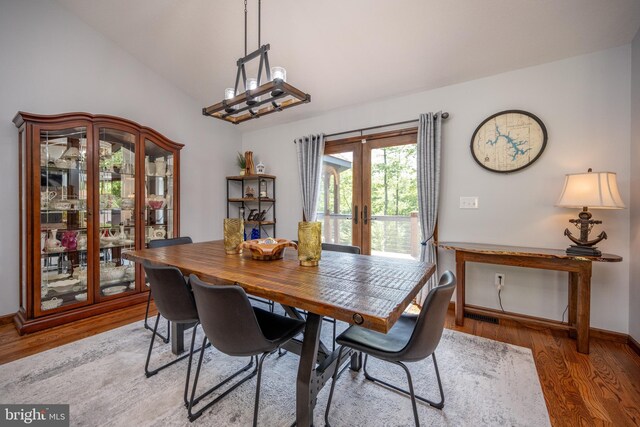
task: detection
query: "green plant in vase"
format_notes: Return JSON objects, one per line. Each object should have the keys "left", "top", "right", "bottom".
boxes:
{"left": 237, "top": 152, "right": 247, "bottom": 175}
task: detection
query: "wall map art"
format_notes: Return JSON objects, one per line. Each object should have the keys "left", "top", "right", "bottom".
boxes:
{"left": 470, "top": 110, "right": 547, "bottom": 173}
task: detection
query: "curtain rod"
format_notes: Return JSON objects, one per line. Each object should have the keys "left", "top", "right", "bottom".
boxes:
{"left": 323, "top": 112, "right": 449, "bottom": 139}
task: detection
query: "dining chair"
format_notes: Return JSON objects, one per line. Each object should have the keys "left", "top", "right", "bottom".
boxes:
{"left": 188, "top": 274, "right": 306, "bottom": 425}
{"left": 324, "top": 271, "right": 456, "bottom": 427}
{"left": 144, "top": 236, "right": 193, "bottom": 342}
{"left": 142, "top": 261, "right": 204, "bottom": 407}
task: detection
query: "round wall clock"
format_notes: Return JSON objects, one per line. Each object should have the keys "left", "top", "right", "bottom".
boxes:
{"left": 470, "top": 110, "right": 547, "bottom": 173}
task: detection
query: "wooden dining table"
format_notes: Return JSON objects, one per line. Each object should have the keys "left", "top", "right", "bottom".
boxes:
{"left": 123, "top": 240, "right": 435, "bottom": 426}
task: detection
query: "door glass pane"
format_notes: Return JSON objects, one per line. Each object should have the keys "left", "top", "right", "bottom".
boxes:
{"left": 40, "top": 127, "right": 89, "bottom": 311}
{"left": 318, "top": 152, "right": 354, "bottom": 245}
{"left": 369, "top": 144, "right": 420, "bottom": 259}
{"left": 145, "top": 139, "right": 174, "bottom": 245}
{"left": 97, "top": 128, "right": 137, "bottom": 298}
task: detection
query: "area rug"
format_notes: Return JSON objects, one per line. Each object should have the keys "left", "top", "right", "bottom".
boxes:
{"left": 0, "top": 319, "right": 550, "bottom": 426}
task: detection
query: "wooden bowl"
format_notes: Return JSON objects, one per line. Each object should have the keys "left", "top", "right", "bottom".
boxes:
{"left": 238, "top": 238, "right": 298, "bottom": 261}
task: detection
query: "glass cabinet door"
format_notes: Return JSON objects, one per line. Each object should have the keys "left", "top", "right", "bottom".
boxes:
{"left": 96, "top": 128, "right": 137, "bottom": 300}
{"left": 144, "top": 138, "right": 176, "bottom": 245}
{"left": 38, "top": 126, "right": 90, "bottom": 314}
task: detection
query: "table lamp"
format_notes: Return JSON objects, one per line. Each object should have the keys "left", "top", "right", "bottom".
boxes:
{"left": 556, "top": 168, "right": 625, "bottom": 256}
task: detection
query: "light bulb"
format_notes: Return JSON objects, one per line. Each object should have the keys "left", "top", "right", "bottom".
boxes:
{"left": 246, "top": 78, "right": 261, "bottom": 105}
{"left": 271, "top": 66, "right": 287, "bottom": 82}
{"left": 224, "top": 88, "right": 237, "bottom": 113}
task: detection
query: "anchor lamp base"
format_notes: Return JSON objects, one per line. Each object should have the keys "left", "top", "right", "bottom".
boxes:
{"left": 566, "top": 244, "right": 602, "bottom": 257}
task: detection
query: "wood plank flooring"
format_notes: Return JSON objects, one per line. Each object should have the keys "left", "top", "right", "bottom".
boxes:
{"left": 0, "top": 304, "right": 638, "bottom": 426}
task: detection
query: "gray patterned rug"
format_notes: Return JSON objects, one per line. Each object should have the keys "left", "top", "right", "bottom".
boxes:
{"left": 0, "top": 319, "right": 550, "bottom": 426}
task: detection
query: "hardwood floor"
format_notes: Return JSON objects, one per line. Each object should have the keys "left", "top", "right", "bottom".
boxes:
{"left": 0, "top": 305, "right": 638, "bottom": 426}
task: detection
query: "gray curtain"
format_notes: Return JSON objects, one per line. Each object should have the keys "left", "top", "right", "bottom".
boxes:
{"left": 416, "top": 112, "right": 442, "bottom": 303}
{"left": 294, "top": 134, "right": 325, "bottom": 222}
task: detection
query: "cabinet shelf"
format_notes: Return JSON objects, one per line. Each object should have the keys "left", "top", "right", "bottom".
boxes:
{"left": 228, "top": 197, "right": 275, "bottom": 203}
{"left": 226, "top": 174, "right": 276, "bottom": 181}
{"left": 244, "top": 220, "right": 276, "bottom": 226}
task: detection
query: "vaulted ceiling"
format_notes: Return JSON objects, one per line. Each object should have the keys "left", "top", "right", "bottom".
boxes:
{"left": 57, "top": 0, "right": 640, "bottom": 130}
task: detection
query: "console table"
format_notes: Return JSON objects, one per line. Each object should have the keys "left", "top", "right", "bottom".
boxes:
{"left": 438, "top": 242, "right": 622, "bottom": 354}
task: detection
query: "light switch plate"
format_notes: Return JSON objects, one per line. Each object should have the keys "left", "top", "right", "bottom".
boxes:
{"left": 460, "top": 196, "right": 479, "bottom": 209}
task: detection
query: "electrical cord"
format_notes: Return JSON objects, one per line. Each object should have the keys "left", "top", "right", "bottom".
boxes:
{"left": 498, "top": 288, "right": 505, "bottom": 312}
{"left": 561, "top": 304, "right": 569, "bottom": 323}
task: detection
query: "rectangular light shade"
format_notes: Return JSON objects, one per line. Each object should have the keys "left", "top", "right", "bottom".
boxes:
{"left": 556, "top": 171, "right": 625, "bottom": 209}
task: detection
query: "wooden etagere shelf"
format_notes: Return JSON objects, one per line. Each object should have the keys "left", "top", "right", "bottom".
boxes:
{"left": 226, "top": 174, "right": 276, "bottom": 238}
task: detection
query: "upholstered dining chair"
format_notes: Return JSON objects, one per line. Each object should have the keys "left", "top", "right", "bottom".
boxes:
{"left": 325, "top": 271, "right": 456, "bottom": 427}
{"left": 144, "top": 236, "right": 193, "bottom": 342}
{"left": 142, "top": 261, "right": 204, "bottom": 407}
{"left": 188, "top": 275, "right": 306, "bottom": 425}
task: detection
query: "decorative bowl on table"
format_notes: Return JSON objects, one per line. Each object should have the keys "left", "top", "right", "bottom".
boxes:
{"left": 238, "top": 238, "right": 297, "bottom": 261}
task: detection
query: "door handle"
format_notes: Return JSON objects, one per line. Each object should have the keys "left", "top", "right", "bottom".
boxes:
{"left": 354, "top": 205, "right": 358, "bottom": 224}
{"left": 364, "top": 205, "right": 368, "bottom": 225}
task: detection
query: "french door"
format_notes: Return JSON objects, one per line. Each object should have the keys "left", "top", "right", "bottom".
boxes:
{"left": 318, "top": 131, "right": 420, "bottom": 257}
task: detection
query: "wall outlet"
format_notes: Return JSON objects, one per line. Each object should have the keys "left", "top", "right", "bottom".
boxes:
{"left": 495, "top": 273, "right": 505, "bottom": 290}
{"left": 460, "top": 196, "right": 479, "bottom": 209}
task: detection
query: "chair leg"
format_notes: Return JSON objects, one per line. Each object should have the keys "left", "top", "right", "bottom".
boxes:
{"left": 362, "top": 352, "right": 445, "bottom": 418}
{"left": 187, "top": 347, "right": 257, "bottom": 422}
{"left": 144, "top": 290, "right": 169, "bottom": 343}
{"left": 145, "top": 316, "right": 202, "bottom": 378}
{"left": 324, "top": 345, "right": 346, "bottom": 427}
{"left": 184, "top": 322, "right": 200, "bottom": 406}
{"left": 253, "top": 352, "right": 269, "bottom": 427}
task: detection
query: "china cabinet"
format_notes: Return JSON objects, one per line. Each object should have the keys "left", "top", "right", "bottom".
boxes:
{"left": 226, "top": 174, "right": 276, "bottom": 238}
{"left": 13, "top": 112, "right": 183, "bottom": 334}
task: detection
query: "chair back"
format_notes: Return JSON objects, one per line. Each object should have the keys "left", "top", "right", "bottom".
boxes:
{"left": 190, "top": 275, "right": 273, "bottom": 356}
{"left": 322, "top": 242, "right": 361, "bottom": 254}
{"left": 400, "top": 271, "right": 456, "bottom": 361}
{"left": 142, "top": 261, "right": 198, "bottom": 323}
{"left": 148, "top": 236, "right": 193, "bottom": 248}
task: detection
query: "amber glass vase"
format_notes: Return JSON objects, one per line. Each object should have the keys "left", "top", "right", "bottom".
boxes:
{"left": 224, "top": 218, "right": 244, "bottom": 254}
{"left": 298, "top": 221, "right": 321, "bottom": 266}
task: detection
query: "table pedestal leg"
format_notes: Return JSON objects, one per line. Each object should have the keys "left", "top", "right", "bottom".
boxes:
{"left": 171, "top": 322, "right": 197, "bottom": 355}
{"left": 455, "top": 252, "right": 466, "bottom": 326}
{"left": 297, "top": 313, "right": 322, "bottom": 427}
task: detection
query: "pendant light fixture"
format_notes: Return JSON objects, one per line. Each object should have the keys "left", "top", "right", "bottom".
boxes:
{"left": 202, "top": 0, "right": 311, "bottom": 124}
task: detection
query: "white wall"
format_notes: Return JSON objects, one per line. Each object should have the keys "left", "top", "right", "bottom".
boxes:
{"left": 0, "top": 0, "right": 240, "bottom": 316}
{"left": 243, "top": 46, "right": 632, "bottom": 333}
{"left": 630, "top": 30, "right": 640, "bottom": 343}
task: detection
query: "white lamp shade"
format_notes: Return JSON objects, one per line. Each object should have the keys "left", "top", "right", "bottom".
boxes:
{"left": 556, "top": 171, "right": 625, "bottom": 209}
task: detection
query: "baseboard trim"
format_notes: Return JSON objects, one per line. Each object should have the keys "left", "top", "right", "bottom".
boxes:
{"left": 0, "top": 313, "right": 15, "bottom": 326}
{"left": 629, "top": 335, "right": 640, "bottom": 357}
{"left": 456, "top": 303, "right": 630, "bottom": 345}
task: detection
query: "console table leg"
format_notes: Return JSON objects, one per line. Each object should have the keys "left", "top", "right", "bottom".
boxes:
{"left": 568, "top": 272, "right": 578, "bottom": 339}
{"left": 455, "top": 252, "right": 466, "bottom": 326}
{"left": 576, "top": 263, "right": 592, "bottom": 354}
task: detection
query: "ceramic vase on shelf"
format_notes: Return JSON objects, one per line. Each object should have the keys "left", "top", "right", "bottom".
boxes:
{"left": 244, "top": 151, "right": 255, "bottom": 175}
{"left": 154, "top": 157, "right": 166, "bottom": 177}
{"left": 61, "top": 230, "right": 77, "bottom": 251}
{"left": 298, "top": 221, "right": 322, "bottom": 266}
{"left": 223, "top": 218, "right": 244, "bottom": 254}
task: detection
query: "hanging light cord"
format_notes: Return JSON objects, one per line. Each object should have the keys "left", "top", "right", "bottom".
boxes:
{"left": 258, "top": 0, "right": 261, "bottom": 47}
{"left": 244, "top": 0, "right": 248, "bottom": 56}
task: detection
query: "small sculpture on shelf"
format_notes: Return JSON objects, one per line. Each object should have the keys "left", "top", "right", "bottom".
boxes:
{"left": 256, "top": 162, "right": 266, "bottom": 174}
{"left": 245, "top": 186, "right": 255, "bottom": 198}
{"left": 259, "top": 179, "right": 268, "bottom": 198}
